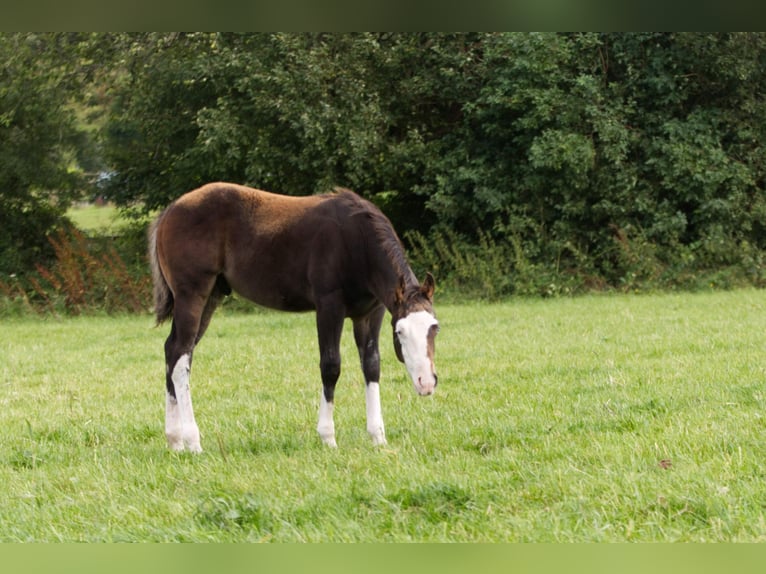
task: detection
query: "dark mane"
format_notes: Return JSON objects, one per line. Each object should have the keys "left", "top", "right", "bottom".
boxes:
{"left": 333, "top": 188, "right": 417, "bottom": 285}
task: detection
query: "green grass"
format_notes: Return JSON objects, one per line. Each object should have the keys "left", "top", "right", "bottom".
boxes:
{"left": 2, "top": 290, "right": 766, "bottom": 541}
{"left": 66, "top": 203, "right": 124, "bottom": 232}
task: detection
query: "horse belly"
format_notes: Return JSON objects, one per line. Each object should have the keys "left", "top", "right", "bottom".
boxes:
{"left": 225, "top": 267, "right": 315, "bottom": 313}
{"left": 221, "top": 211, "right": 339, "bottom": 313}
{"left": 246, "top": 287, "right": 316, "bottom": 313}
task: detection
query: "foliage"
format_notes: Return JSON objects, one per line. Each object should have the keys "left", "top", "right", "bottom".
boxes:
{"left": 0, "top": 34, "right": 84, "bottom": 274}
{"left": 97, "top": 32, "right": 766, "bottom": 293}
{"left": 406, "top": 228, "right": 518, "bottom": 300}
{"left": 0, "top": 227, "right": 151, "bottom": 316}
{"left": 5, "top": 33, "right": 766, "bottom": 295}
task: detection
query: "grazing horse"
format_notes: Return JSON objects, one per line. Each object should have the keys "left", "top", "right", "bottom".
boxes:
{"left": 149, "top": 182, "right": 439, "bottom": 452}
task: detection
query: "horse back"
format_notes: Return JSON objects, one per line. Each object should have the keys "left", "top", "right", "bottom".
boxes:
{"left": 155, "top": 182, "right": 374, "bottom": 313}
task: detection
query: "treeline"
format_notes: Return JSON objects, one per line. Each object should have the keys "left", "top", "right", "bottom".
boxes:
{"left": 3, "top": 33, "right": 766, "bottom": 308}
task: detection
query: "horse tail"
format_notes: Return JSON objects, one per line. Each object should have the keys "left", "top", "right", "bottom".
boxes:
{"left": 148, "top": 211, "right": 174, "bottom": 325}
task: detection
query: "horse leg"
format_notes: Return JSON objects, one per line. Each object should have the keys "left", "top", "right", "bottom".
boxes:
{"left": 353, "top": 306, "right": 387, "bottom": 446}
{"left": 164, "top": 294, "right": 208, "bottom": 453}
{"left": 167, "top": 280, "right": 228, "bottom": 451}
{"left": 315, "top": 298, "right": 345, "bottom": 447}
{"left": 195, "top": 276, "right": 229, "bottom": 345}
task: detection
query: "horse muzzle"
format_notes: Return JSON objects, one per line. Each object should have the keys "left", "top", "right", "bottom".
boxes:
{"left": 414, "top": 373, "right": 438, "bottom": 396}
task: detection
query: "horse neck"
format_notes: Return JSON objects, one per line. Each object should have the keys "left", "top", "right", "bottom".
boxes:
{"left": 347, "top": 195, "right": 417, "bottom": 313}
{"left": 367, "top": 236, "right": 418, "bottom": 314}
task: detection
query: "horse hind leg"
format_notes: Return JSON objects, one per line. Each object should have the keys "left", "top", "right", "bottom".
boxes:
{"left": 195, "top": 275, "right": 230, "bottom": 345}
{"left": 164, "top": 294, "right": 211, "bottom": 453}
{"left": 165, "top": 349, "right": 198, "bottom": 453}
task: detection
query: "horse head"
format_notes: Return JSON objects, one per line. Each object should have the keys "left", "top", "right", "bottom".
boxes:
{"left": 392, "top": 272, "right": 439, "bottom": 396}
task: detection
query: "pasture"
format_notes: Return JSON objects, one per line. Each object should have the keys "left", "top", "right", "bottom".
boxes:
{"left": 1, "top": 290, "right": 766, "bottom": 542}
{"left": 66, "top": 203, "right": 124, "bottom": 233}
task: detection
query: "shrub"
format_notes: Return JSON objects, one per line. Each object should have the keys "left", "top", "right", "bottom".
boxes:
{"left": 0, "top": 227, "right": 151, "bottom": 316}
{"left": 405, "top": 226, "right": 584, "bottom": 300}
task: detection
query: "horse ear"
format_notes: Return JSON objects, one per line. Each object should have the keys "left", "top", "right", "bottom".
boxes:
{"left": 395, "top": 275, "right": 407, "bottom": 306}
{"left": 420, "top": 272, "right": 435, "bottom": 300}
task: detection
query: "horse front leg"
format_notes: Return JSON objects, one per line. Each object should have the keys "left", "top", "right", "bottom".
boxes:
{"left": 315, "top": 299, "right": 346, "bottom": 447}
{"left": 354, "top": 306, "right": 387, "bottom": 446}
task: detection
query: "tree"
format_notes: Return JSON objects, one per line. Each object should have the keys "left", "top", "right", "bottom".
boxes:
{"left": 99, "top": 33, "right": 766, "bottom": 292}
{"left": 0, "top": 33, "right": 90, "bottom": 275}
{"left": 415, "top": 33, "right": 766, "bottom": 287}
{"left": 102, "top": 33, "right": 484, "bottom": 233}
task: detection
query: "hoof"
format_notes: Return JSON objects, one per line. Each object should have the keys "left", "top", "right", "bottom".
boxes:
{"left": 320, "top": 435, "right": 338, "bottom": 448}
{"left": 369, "top": 430, "right": 387, "bottom": 446}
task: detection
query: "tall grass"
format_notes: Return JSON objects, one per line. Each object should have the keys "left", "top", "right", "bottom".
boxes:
{"left": 2, "top": 290, "right": 766, "bottom": 541}
{"left": 0, "top": 227, "right": 151, "bottom": 316}
{"left": 405, "top": 225, "right": 766, "bottom": 300}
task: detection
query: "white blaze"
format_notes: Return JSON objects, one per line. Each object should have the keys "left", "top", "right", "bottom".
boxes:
{"left": 395, "top": 310, "right": 438, "bottom": 396}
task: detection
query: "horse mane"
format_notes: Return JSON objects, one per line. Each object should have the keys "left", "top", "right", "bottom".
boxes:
{"left": 332, "top": 188, "right": 416, "bottom": 284}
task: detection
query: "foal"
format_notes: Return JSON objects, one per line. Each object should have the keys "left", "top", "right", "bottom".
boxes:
{"left": 149, "top": 183, "right": 439, "bottom": 452}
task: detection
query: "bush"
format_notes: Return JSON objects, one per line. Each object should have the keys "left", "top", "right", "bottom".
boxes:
{"left": 406, "top": 227, "right": 584, "bottom": 300}
{"left": 0, "top": 227, "right": 151, "bottom": 316}
{"left": 406, "top": 221, "right": 766, "bottom": 300}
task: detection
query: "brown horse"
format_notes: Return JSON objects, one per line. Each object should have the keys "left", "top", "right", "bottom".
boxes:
{"left": 149, "top": 182, "right": 439, "bottom": 452}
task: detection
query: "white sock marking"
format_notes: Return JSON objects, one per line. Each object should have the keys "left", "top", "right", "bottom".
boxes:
{"left": 366, "top": 382, "right": 386, "bottom": 446}
{"left": 168, "top": 353, "right": 202, "bottom": 453}
{"left": 317, "top": 391, "right": 337, "bottom": 447}
{"left": 165, "top": 393, "right": 184, "bottom": 451}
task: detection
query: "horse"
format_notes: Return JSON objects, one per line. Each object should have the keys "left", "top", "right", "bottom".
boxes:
{"left": 148, "top": 182, "right": 439, "bottom": 452}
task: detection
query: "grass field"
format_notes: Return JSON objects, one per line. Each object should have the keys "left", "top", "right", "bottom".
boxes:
{"left": 2, "top": 290, "right": 766, "bottom": 541}
{"left": 66, "top": 203, "right": 124, "bottom": 232}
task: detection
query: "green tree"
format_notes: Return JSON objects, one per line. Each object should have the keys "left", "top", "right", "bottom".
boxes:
{"left": 103, "top": 33, "right": 483, "bottom": 233}
{"left": 417, "top": 33, "right": 766, "bottom": 288}
{"left": 99, "top": 33, "right": 766, "bottom": 292}
{"left": 0, "top": 33, "right": 91, "bottom": 275}
{"left": 104, "top": 33, "right": 393, "bottom": 211}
